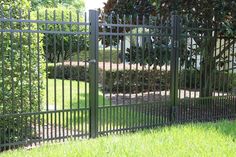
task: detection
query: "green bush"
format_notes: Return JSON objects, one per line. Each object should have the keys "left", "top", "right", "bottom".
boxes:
{"left": 179, "top": 69, "right": 236, "bottom": 92}
{"left": 47, "top": 64, "right": 236, "bottom": 94}
{"left": 34, "top": 6, "right": 88, "bottom": 63}
{"left": 0, "top": 1, "right": 45, "bottom": 149}
{"left": 179, "top": 69, "right": 200, "bottom": 89}
{"left": 213, "top": 72, "right": 236, "bottom": 91}
{"left": 47, "top": 64, "right": 170, "bottom": 93}
{"left": 47, "top": 64, "right": 104, "bottom": 84}
{"left": 104, "top": 70, "right": 171, "bottom": 93}
{"left": 47, "top": 64, "right": 89, "bottom": 81}
{"left": 71, "top": 50, "right": 119, "bottom": 63}
{"left": 104, "top": 69, "right": 236, "bottom": 93}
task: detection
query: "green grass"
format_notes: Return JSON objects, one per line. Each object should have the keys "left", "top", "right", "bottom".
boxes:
{"left": 2, "top": 120, "right": 236, "bottom": 157}
{"left": 44, "top": 79, "right": 110, "bottom": 109}
{"left": 42, "top": 79, "right": 153, "bottom": 131}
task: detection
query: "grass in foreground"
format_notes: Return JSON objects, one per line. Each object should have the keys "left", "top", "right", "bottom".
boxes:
{"left": 2, "top": 120, "right": 236, "bottom": 157}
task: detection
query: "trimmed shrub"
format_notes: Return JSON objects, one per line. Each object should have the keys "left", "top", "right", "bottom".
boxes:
{"left": 179, "top": 69, "right": 200, "bottom": 89}
{"left": 47, "top": 64, "right": 89, "bottom": 81}
{"left": 47, "top": 63, "right": 103, "bottom": 84}
{"left": 179, "top": 69, "right": 236, "bottom": 92}
{"left": 47, "top": 64, "right": 171, "bottom": 93}
{"left": 47, "top": 64, "right": 236, "bottom": 94}
{"left": 72, "top": 50, "right": 119, "bottom": 63}
{"left": 0, "top": 1, "right": 45, "bottom": 149}
{"left": 103, "top": 70, "right": 171, "bottom": 93}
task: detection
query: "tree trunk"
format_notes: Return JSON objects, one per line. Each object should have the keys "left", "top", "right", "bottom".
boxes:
{"left": 199, "top": 37, "right": 216, "bottom": 97}
{"left": 200, "top": 61, "right": 213, "bottom": 97}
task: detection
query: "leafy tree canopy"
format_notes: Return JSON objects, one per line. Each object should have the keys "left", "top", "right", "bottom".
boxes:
{"left": 31, "top": 0, "right": 85, "bottom": 11}
{"left": 101, "top": 0, "right": 236, "bottom": 97}
{"left": 103, "top": 0, "right": 235, "bottom": 35}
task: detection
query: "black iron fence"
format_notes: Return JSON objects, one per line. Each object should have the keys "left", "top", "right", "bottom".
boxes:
{"left": 0, "top": 9, "right": 236, "bottom": 150}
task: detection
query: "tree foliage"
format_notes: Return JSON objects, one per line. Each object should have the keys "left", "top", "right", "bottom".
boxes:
{"left": 102, "top": 0, "right": 236, "bottom": 96}
{"left": 103, "top": 0, "right": 235, "bottom": 32}
{"left": 33, "top": 5, "right": 88, "bottom": 63}
{"left": 31, "top": 0, "right": 85, "bottom": 11}
{"left": 100, "top": 0, "right": 171, "bottom": 66}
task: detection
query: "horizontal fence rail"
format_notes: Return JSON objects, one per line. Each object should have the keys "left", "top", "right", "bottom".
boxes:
{"left": 0, "top": 9, "right": 236, "bottom": 151}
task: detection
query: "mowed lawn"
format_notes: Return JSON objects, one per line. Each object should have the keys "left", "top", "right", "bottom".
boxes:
{"left": 2, "top": 120, "right": 236, "bottom": 157}
{"left": 44, "top": 79, "right": 110, "bottom": 110}
{"left": 43, "top": 79, "right": 152, "bottom": 130}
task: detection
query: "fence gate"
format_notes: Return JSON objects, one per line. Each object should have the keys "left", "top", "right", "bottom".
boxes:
{"left": 1, "top": 9, "right": 236, "bottom": 150}
{"left": 92, "top": 10, "right": 175, "bottom": 136}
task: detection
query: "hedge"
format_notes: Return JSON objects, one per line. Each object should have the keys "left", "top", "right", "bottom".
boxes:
{"left": 47, "top": 64, "right": 171, "bottom": 93}
{"left": 47, "top": 64, "right": 89, "bottom": 81}
{"left": 0, "top": 1, "right": 45, "bottom": 149}
{"left": 179, "top": 69, "right": 236, "bottom": 92}
{"left": 47, "top": 64, "right": 236, "bottom": 94}
{"left": 103, "top": 70, "right": 171, "bottom": 93}
{"left": 71, "top": 50, "right": 119, "bottom": 63}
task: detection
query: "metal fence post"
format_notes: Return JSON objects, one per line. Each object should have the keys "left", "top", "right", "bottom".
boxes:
{"left": 170, "top": 14, "right": 181, "bottom": 123}
{"left": 89, "top": 10, "right": 99, "bottom": 138}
